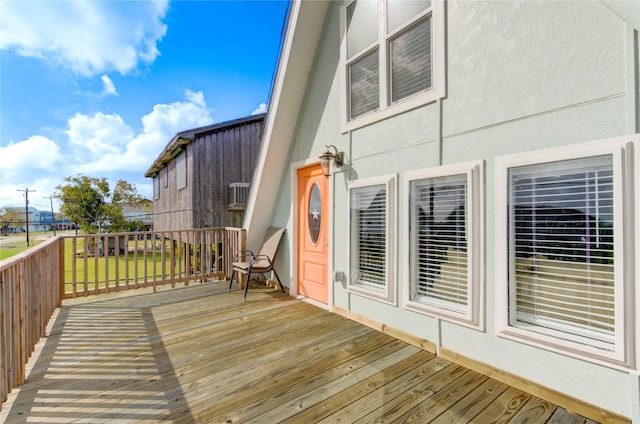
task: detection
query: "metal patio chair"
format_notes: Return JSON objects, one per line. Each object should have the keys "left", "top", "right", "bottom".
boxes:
{"left": 229, "top": 227, "right": 286, "bottom": 301}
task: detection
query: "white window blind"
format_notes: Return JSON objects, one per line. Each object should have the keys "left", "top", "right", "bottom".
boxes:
{"left": 410, "top": 174, "right": 468, "bottom": 313}
{"left": 508, "top": 155, "right": 615, "bottom": 350}
{"left": 389, "top": 16, "right": 431, "bottom": 104}
{"left": 349, "top": 50, "right": 380, "bottom": 119}
{"left": 350, "top": 183, "right": 387, "bottom": 290}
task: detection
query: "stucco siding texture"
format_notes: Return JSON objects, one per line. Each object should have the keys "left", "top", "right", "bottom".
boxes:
{"left": 273, "top": 0, "right": 636, "bottom": 418}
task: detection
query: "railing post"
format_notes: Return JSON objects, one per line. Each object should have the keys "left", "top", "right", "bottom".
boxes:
{"left": 0, "top": 267, "right": 6, "bottom": 408}
{"left": 58, "top": 237, "right": 65, "bottom": 305}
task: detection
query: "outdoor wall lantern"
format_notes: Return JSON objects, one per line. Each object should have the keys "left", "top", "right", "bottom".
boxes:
{"left": 319, "top": 145, "right": 344, "bottom": 177}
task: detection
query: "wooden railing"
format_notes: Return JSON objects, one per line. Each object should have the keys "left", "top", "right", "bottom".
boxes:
{"left": 0, "top": 236, "right": 64, "bottom": 410}
{"left": 0, "top": 227, "right": 245, "bottom": 410}
{"left": 60, "top": 227, "right": 245, "bottom": 298}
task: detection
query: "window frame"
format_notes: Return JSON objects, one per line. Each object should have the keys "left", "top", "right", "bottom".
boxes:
{"left": 175, "top": 150, "right": 187, "bottom": 190}
{"left": 403, "top": 161, "right": 484, "bottom": 329}
{"left": 340, "top": 0, "right": 446, "bottom": 132}
{"left": 494, "top": 137, "right": 634, "bottom": 368}
{"left": 347, "top": 174, "right": 397, "bottom": 305}
{"left": 153, "top": 175, "right": 160, "bottom": 200}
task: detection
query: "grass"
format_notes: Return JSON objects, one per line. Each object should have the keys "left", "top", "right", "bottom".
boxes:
{"left": 0, "top": 237, "right": 45, "bottom": 260}
{"left": 63, "top": 237, "right": 177, "bottom": 294}
{"left": 2, "top": 233, "right": 213, "bottom": 295}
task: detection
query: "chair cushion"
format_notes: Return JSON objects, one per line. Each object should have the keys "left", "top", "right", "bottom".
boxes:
{"left": 232, "top": 261, "right": 250, "bottom": 271}
{"left": 249, "top": 259, "right": 271, "bottom": 270}
{"left": 232, "top": 259, "right": 271, "bottom": 272}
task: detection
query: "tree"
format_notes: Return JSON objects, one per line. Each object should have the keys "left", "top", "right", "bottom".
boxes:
{"left": 0, "top": 207, "right": 22, "bottom": 236}
{"left": 54, "top": 175, "right": 145, "bottom": 233}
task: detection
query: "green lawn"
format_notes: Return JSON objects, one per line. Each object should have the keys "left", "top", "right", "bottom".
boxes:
{"left": 0, "top": 238, "right": 45, "bottom": 260}
{"left": 63, "top": 237, "right": 178, "bottom": 294}
{"left": 2, "top": 234, "right": 210, "bottom": 295}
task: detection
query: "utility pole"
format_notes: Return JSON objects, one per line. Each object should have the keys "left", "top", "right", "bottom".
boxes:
{"left": 17, "top": 187, "right": 36, "bottom": 246}
{"left": 48, "top": 195, "right": 57, "bottom": 236}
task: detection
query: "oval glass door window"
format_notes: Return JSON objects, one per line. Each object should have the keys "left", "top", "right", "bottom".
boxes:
{"left": 308, "top": 183, "right": 321, "bottom": 244}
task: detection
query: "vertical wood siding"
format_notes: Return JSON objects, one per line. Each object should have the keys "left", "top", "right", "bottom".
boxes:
{"left": 154, "top": 146, "right": 194, "bottom": 232}
{"left": 154, "top": 117, "right": 264, "bottom": 232}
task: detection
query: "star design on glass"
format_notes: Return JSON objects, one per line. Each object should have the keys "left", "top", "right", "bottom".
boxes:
{"left": 311, "top": 208, "right": 320, "bottom": 220}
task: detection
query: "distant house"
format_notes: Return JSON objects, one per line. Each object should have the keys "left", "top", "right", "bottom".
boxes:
{"left": 1, "top": 206, "right": 74, "bottom": 234}
{"left": 38, "top": 211, "right": 74, "bottom": 231}
{"left": 121, "top": 203, "right": 153, "bottom": 231}
{"left": 144, "top": 114, "right": 265, "bottom": 231}
{"left": 242, "top": 1, "right": 640, "bottom": 422}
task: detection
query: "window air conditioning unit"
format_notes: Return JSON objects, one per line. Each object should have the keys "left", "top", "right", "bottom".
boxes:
{"left": 228, "top": 182, "right": 250, "bottom": 210}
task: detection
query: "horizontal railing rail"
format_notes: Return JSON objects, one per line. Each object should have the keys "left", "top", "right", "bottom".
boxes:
{"left": 0, "top": 227, "right": 245, "bottom": 410}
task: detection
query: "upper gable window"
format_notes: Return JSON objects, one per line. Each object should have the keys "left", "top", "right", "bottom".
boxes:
{"left": 342, "top": 0, "right": 444, "bottom": 131}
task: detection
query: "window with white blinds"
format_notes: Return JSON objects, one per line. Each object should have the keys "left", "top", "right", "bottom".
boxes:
{"left": 405, "top": 162, "right": 482, "bottom": 327}
{"left": 411, "top": 174, "right": 467, "bottom": 307}
{"left": 342, "top": 0, "right": 442, "bottom": 129}
{"left": 496, "top": 137, "right": 635, "bottom": 366}
{"left": 508, "top": 156, "right": 616, "bottom": 350}
{"left": 349, "top": 50, "right": 379, "bottom": 119}
{"left": 389, "top": 16, "right": 431, "bottom": 104}
{"left": 348, "top": 175, "right": 396, "bottom": 304}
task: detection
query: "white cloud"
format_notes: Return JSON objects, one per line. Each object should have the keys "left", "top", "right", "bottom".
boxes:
{"left": 101, "top": 75, "right": 118, "bottom": 96}
{"left": 0, "top": 0, "right": 168, "bottom": 76}
{"left": 0, "top": 137, "right": 64, "bottom": 207}
{"left": 0, "top": 136, "right": 62, "bottom": 179}
{"left": 0, "top": 90, "right": 213, "bottom": 207}
{"left": 0, "top": 175, "right": 69, "bottom": 210}
{"left": 66, "top": 112, "right": 134, "bottom": 157}
{"left": 73, "top": 90, "right": 214, "bottom": 173}
{"left": 252, "top": 103, "right": 267, "bottom": 115}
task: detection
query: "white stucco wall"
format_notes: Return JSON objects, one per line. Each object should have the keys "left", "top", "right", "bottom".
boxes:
{"left": 270, "top": 0, "right": 638, "bottom": 418}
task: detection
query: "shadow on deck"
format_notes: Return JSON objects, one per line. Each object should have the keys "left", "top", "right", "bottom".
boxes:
{"left": 1, "top": 281, "right": 601, "bottom": 423}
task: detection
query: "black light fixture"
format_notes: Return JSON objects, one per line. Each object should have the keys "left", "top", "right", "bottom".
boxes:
{"left": 319, "top": 145, "right": 344, "bottom": 177}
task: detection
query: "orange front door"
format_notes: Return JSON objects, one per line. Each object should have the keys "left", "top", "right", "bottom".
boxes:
{"left": 297, "top": 164, "right": 329, "bottom": 304}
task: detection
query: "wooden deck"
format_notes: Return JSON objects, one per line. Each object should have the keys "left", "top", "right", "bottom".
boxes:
{"left": 1, "top": 281, "right": 600, "bottom": 423}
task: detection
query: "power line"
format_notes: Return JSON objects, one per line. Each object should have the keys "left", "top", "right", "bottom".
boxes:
{"left": 47, "top": 195, "right": 57, "bottom": 236}
{"left": 17, "top": 187, "right": 36, "bottom": 246}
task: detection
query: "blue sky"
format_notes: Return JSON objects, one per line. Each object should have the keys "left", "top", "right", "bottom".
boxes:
{"left": 0, "top": 0, "right": 289, "bottom": 211}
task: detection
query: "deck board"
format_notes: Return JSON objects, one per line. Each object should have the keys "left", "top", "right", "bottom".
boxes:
{"left": 282, "top": 351, "right": 434, "bottom": 423}
{"left": 0, "top": 282, "right": 606, "bottom": 423}
{"left": 316, "top": 357, "right": 454, "bottom": 423}
{"left": 430, "top": 377, "right": 509, "bottom": 423}
{"left": 469, "top": 386, "right": 532, "bottom": 423}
